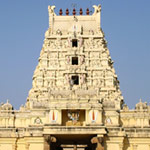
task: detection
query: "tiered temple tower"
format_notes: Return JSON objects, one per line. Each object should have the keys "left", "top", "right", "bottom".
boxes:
{"left": 0, "top": 4, "right": 150, "bottom": 150}
{"left": 27, "top": 4, "right": 123, "bottom": 117}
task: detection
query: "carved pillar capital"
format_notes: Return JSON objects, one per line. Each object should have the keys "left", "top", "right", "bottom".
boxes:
{"left": 44, "top": 135, "right": 51, "bottom": 143}
{"left": 44, "top": 135, "right": 57, "bottom": 150}
{"left": 91, "top": 136, "right": 103, "bottom": 144}
{"left": 44, "top": 135, "right": 57, "bottom": 143}
{"left": 91, "top": 136, "right": 104, "bottom": 150}
{"left": 51, "top": 136, "right": 57, "bottom": 143}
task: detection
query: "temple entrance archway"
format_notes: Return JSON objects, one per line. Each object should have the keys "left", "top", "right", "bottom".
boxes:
{"left": 44, "top": 134, "right": 104, "bottom": 150}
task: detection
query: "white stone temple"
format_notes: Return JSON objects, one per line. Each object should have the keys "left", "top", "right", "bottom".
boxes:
{"left": 0, "top": 4, "right": 150, "bottom": 150}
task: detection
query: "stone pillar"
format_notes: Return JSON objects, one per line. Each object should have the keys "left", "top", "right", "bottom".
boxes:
{"left": 91, "top": 136, "right": 104, "bottom": 150}
{"left": 74, "top": 145, "right": 77, "bottom": 150}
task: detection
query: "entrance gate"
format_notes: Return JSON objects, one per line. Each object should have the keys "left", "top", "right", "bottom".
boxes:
{"left": 44, "top": 135, "right": 104, "bottom": 150}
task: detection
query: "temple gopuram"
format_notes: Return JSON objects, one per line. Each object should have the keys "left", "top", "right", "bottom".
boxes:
{"left": 0, "top": 4, "right": 150, "bottom": 150}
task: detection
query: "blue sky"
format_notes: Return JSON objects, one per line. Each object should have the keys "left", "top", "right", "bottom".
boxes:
{"left": 0, "top": 0, "right": 150, "bottom": 109}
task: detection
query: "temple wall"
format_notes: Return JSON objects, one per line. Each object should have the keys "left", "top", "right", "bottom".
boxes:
{"left": 0, "top": 135, "right": 150, "bottom": 150}
{"left": 0, "top": 137, "right": 44, "bottom": 150}
{"left": 123, "top": 137, "right": 150, "bottom": 150}
{"left": 120, "top": 109, "right": 150, "bottom": 128}
{"left": 1, "top": 108, "right": 150, "bottom": 128}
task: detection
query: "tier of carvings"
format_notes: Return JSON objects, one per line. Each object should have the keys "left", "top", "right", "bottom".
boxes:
{"left": 27, "top": 26, "right": 122, "bottom": 109}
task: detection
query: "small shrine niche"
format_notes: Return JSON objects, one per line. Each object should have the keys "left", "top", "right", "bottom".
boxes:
{"left": 62, "top": 110, "right": 85, "bottom": 126}
{"left": 71, "top": 75, "right": 79, "bottom": 85}
{"left": 72, "top": 57, "right": 78, "bottom": 65}
{"left": 72, "top": 39, "right": 78, "bottom": 47}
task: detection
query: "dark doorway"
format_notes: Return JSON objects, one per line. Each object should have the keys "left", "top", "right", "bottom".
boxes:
{"left": 72, "top": 39, "right": 78, "bottom": 47}
{"left": 72, "top": 57, "right": 78, "bottom": 65}
{"left": 72, "top": 76, "right": 79, "bottom": 85}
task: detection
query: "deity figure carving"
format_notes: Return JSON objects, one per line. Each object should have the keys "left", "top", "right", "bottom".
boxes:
{"left": 65, "top": 74, "right": 70, "bottom": 85}
{"left": 48, "top": 6, "right": 56, "bottom": 14}
{"left": 68, "top": 37, "right": 72, "bottom": 47}
{"left": 62, "top": 40, "right": 68, "bottom": 48}
{"left": 49, "top": 41, "right": 56, "bottom": 49}
{"left": 80, "top": 74, "right": 86, "bottom": 84}
{"left": 89, "top": 38, "right": 94, "bottom": 49}
{"left": 55, "top": 38, "right": 62, "bottom": 49}
{"left": 94, "top": 39, "right": 102, "bottom": 48}
{"left": 32, "top": 80, "right": 36, "bottom": 88}
{"left": 79, "top": 37, "right": 83, "bottom": 47}
{"left": 80, "top": 55, "right": 85, "bottom": 65}
{"left": 67, "top": 56, "right": 70, "bottom": 64}
{"left": 89, "top": 29, "right": 94, "bottom": 35}
{"left": 68, "top": 110, "right": 79, "bottom": 124}
{"left": 93, "top": 5, "right": 101, "bottom": 14}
